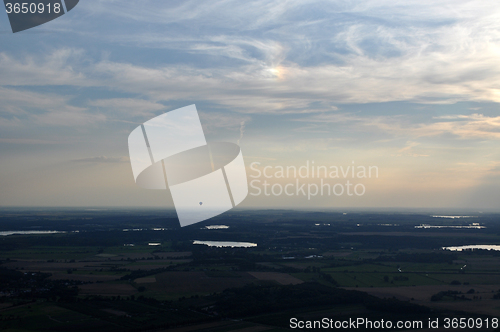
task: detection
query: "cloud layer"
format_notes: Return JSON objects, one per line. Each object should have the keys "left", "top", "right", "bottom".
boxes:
{"left": 1, "top": 0, "right": 500, "bottom": 208}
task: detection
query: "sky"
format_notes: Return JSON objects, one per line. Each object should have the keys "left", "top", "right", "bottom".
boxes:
{"left": 1, "top": 0, "right": 500, "bottom": 210}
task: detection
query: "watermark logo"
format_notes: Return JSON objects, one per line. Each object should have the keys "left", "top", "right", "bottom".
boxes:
{"left": 128, "top": 105, "right": 248, "bottom": 227}
{"left": 4, "top": 0, "right": 79, "bottom": 33}
{"left": 249, "top": 161, "right": 378, "bottom": 199}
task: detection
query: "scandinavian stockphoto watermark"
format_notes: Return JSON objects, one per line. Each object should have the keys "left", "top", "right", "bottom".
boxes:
{"left": 128, "top": 105, "right": 249, "bottom": 227}
{"left": 249, "top": 161, "right": 378, "bottom": 199}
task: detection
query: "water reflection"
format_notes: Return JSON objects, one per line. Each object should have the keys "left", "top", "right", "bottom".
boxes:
{"left": 416, "top": 223, "right": 485, "bottom": 229}
{"left": 443, "top": 245, "right": 500, "bottom": 251}
{"left": 193, "top": 240, "right": 256, "bottom": 248}
{"left": 204, "top": 225, "right": 229, "bottom": 230}
{"left": 0, "top": 230, "right": 66, "bottom": 236}
{"left": 432, "top": 215, "right": 476, "bottom": 219}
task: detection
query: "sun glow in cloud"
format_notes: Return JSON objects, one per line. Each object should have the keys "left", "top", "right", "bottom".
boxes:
{"left": 268, "top": 66, "right": 286, "bottom": 80}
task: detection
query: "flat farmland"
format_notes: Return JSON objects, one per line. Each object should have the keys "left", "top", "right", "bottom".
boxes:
{"left": 0, "top": 259, "right": 129, "bottom": 282}
{"left": 135, "top": 276, "right": 156, "bottom": 283}
{"left": 325, "top": 270, "right": 500, "bottom": 287}
{"left": 49, "top": 273, "right": 125, "bottom": 282}
{"left": 123, "top": 259, "right": 191, "bottom": 270}
{"left": 348, "top": 284, "right": 500, "bottom": 316}
{"left": 248, "top": 272, "right": 303, "bottom": 285}
{"left": 108, "top": 252, "right": 192, "bottom": 260}
{"left": 0, "top": 246, "right": 100, "bottom": 260}
{"left": 156, "top": 320, "right": 282, "bottom": 332}
{"left": 0, "top": 302, "right": 112, "bottom": 331}
{"left": 325, "top": 263, "right": 396, "bottom": 273}
{"left": 1, "top": 260, "right": 127, "bottom": 271}
{"left": 79, "top": 283, "right": 138, "bottom": 296}
{"left": 338, "top": 231, "right": 499, "bottom": 238}
{"left": 141, "top": 271, "right": 258, "bottom": 298}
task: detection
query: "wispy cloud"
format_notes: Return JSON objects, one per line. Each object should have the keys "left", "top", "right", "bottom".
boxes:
{"left": 237, "top": 120, "right": 246, "bottom": 145}
{"left": 298, "top": 112, "right": 500, "bottom": 140}
{"left": 3, "top": 0, "right": 500, "bottom": 118}
{"left": 4, "top": 0, "right": 500, "bottom": 115}
{"left": 199, "top": 112, "right": 251, "bottom": 134}
{"left": 394, "top": 141, "right": 430, "bottom": 157}
{"left": 71, "top": 156, "right": 129, "bottom": 163}
{"left": 0, "top": 87, "right": 104, "bottom": 126}
{"left": 89, "top": 98, "right": 166, "bottom": 117}
{"left": 0, "top": 138, "right": 63, "bottom": 144}
{"left": 0, "top": 49, "right": 89, "bottom": 86}
{"left": 56, "top": 0, "right": 500, "bottom": 105}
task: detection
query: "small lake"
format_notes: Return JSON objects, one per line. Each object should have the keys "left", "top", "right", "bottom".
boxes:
{"left": 432, "top": 215, "right": 476, "bottom": 219}
{"left": 0, "top": 230, "right": 66, "bottom": 236}
{"left": 204, "top": 225, "right": 229, "bottom": 229}
{"left": 416, "top": 224, "right": 485, "bottom": 229}
{"left": 193, "top": 240, "right": 257, "bottom": 248}
{"left": 443, "top": 245, "right": 500, "bottom": 251}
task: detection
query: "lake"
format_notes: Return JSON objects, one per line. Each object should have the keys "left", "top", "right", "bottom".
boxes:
{"left": 204, "top": 225, "right": 229, "bottom": 229}
{"left": 0, "top": 230, "right": 66, "bottom": 236}
{"left": 193, "top": 240, "right": 257, "bottom": 248}
{"left": 443, "top": 245, "right": 500, "bottom": 251}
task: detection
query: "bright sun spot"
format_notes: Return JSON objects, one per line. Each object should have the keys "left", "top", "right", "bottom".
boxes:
{"left": 269, "top": 66, "right": 285, "bottom": 80}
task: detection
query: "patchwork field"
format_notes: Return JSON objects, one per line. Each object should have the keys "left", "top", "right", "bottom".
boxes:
{"left": 248, "top": 272, "right": 303, "bottom": 285}
{"left": 140, "top": 271, "right": 258, "bottom": 297}
{"left": 79, "top": 283, "right": 138, "bottom": 296}
{"left": 1, "top": 209, "right": 500, "bottom": 331}
{"left": 349, "top": 284, "right": 500, "bottom": 316}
